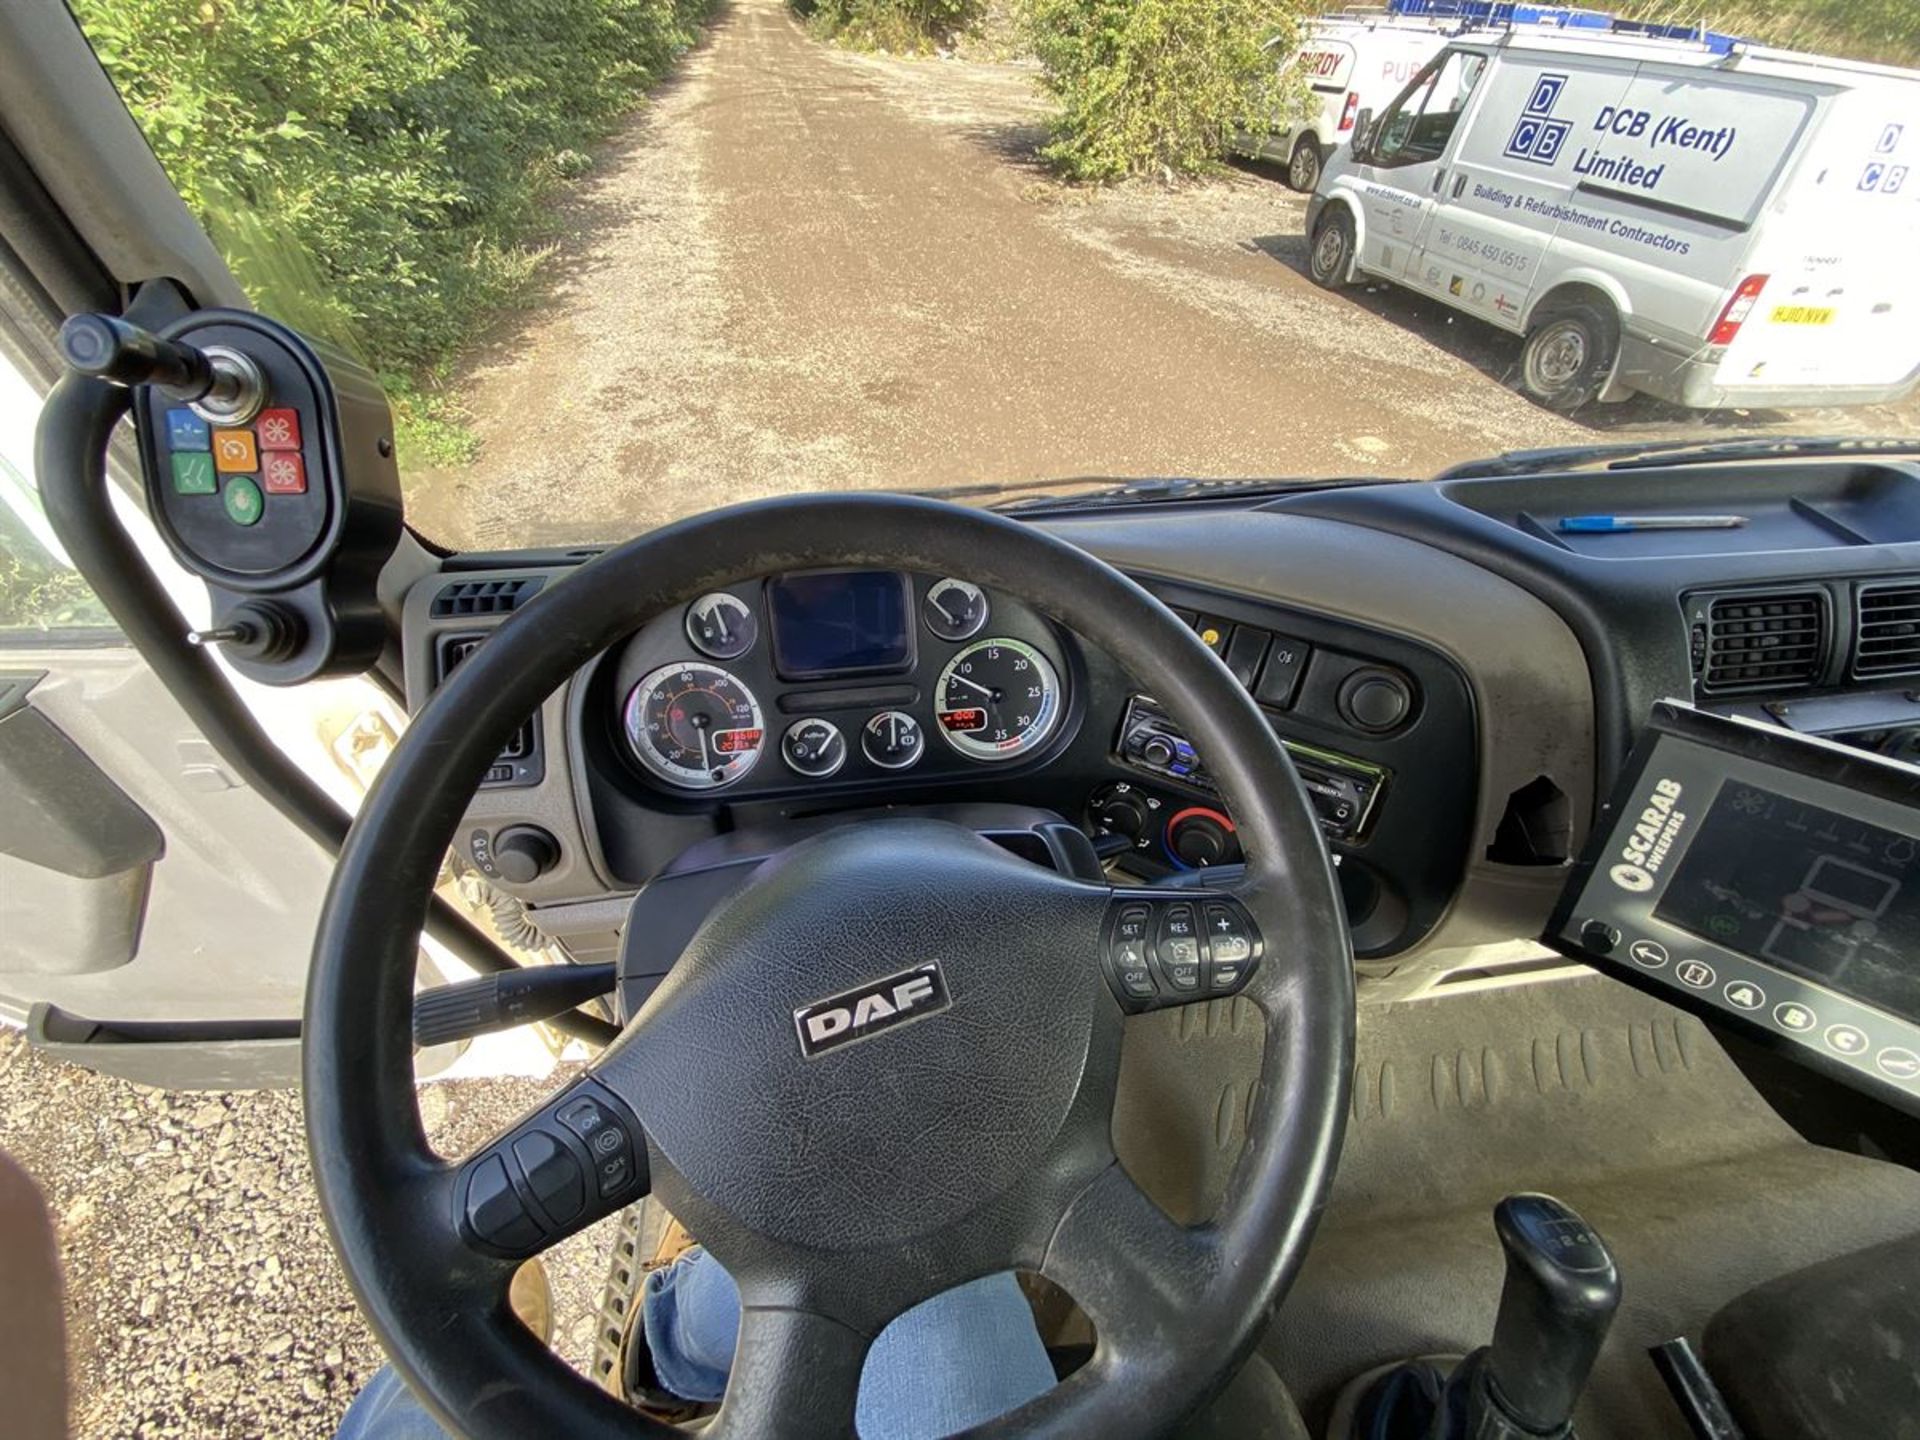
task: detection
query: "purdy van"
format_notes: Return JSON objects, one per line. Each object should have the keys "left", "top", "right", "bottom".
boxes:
{"left": 1306, "top": 29, "right": 1920, "bottom": 411}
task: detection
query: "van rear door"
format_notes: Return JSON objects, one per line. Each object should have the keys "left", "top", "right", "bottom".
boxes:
{"left": 1714, "top": 85, "right": 1920, "bottom": 392}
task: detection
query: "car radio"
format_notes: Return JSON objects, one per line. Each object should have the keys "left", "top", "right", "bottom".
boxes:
{"left": 1549, "top": 701, "right": 1920, "bottom": 1118}
{"left": 1117, "top": 695, "right": 1386, "bottom": 843}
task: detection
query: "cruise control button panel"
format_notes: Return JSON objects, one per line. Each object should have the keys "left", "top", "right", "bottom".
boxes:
{"left": 458, "top": 1078, "right": 646, "bottom": 1259}
{"left": 1102, "top": 893, "right": 1263, "bottom": 1012}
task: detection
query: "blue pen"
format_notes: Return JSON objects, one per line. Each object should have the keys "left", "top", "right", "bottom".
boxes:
{"left": 1559, "top": 514, "right": 1749, "bottom": 533}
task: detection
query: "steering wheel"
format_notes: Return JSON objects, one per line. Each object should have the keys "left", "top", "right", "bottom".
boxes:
{"left": 305, "top": 494, "right": 1353, "bottom": 1439}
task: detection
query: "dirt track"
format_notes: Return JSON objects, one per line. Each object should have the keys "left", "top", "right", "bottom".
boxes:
{"left": 408, "top": 0, "right": 1918, "bottom": 551}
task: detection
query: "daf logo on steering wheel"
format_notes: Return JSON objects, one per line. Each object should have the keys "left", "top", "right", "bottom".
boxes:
{"left": 794, "top": 962, "right": 952, "bottom": 1058}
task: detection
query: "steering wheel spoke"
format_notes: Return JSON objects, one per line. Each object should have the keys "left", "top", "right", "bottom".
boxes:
{"left": 707, "top": 1292, "right": 872, "bottom": 1440}
{"left": 1041, "top": 1161, "right": 1218, "bottom": 1347}
{"left": 1100, "top": 886, "right": 1265, "bottom": 1014}
{"left": 450, "top": 1075, "right": 651, "bottom": 1263}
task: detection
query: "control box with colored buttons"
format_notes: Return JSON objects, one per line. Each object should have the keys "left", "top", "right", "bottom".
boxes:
{"left": 131, "top": 308, "right": 403, "bottom": 684}
{"left": 1102, "top": 894, "right": 1264, "bottom": 1012}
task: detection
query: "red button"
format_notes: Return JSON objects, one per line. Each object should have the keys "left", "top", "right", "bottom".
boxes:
{"left": 261, "top": 451, "right": 307, "bottom": 494}
{"left": 255, "top": 408, "right": 302, "bottom": 451}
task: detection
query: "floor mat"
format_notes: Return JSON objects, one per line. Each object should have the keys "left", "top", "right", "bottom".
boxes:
{"left": 1114, "top": 973, "right": 1920, "bottom": 1439}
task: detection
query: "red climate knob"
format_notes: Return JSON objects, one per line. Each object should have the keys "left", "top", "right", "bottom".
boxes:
{"left": 1166, "top": 806, "right": 1237, "bottom": 868}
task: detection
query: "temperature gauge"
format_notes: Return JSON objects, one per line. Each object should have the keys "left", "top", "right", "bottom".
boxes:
{"left": 685, "top": 592, "right": 758, "bottom": 661}
{"left": 782, "top": 718, "right": 847, "bottom": 779}
{"left": 923, "top": 578, "right": 989, "bottom": 642}
{"left": 862, "top": 710, "right": 925, "bottom": 771}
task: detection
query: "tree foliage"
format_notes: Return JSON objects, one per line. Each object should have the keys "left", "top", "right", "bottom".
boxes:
{"left": 1023, "top": 0, "right": 1309, "bottom": 181}
{"left": 73, "top": 0, "right": 714, "bottom": 457}
{"left": 798, "top": 0, "right": 985, "bottom": 53}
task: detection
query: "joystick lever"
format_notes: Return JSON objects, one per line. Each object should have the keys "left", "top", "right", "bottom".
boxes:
{"left": 1480, "top": 1193, "right": 1622, "bottom": 1436}
{"left": 58, "top": 313, "right": 265, "bottom": 424}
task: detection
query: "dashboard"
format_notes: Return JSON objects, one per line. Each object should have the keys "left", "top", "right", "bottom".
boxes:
{"left": 398, "top": 459, "right": 1920, "bottom": 995}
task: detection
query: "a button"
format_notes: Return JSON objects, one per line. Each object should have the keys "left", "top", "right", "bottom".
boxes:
{"left": 1254, "top": 637, "right": 1312, "bottom": 709}
{"left": 1193, "top": 616, "right": 1232, "bottom": 656}
{"left": 1876, "top": 1047, "right": 1920, "bottom": 1082}
{"left": 596, "top": 1149, "right": 634, "bottom": 1197}
{"left": 169, "top": 451, "right": 217, "bottom": 495}
{"left": 222, "top": 476, "right": 264, "bottom": 526}
{"left": 1168, "top": 608, "right": 1199, "bottom": 628}
{"left": 1723, "top": 980, "right": 1765, "bottom": 1011}
{"left": 165, "top": 408, "right": 209, "bottom": 450}
{"left": 261, "top": 451, "right": 306, "bottom": 494}
{"left": 1114, "top": 906, "right": 1150, "bottom": 945}
{"left": 255, "top": 408, "right": 302, "bottom": 451}
{"left": 1628, "top": 939, "right": 1668, "bottom": 968}
{"left": 1120, "top": 969, "right": 1156, "bottom": 1000}
{"left": 1339, "top": 669, "right": 1414, "bottom": 732}
{"left": 1210, "top": 962, "right": 1245, "bottom": 992}
{"left": 1157, "top": 904, "right": 1201, "bottom": 990}
{"left": 1825, "top": 1024, "right": 1869, "bottom": 1056}
{"left": 1675, "top": 960, "right": 1716, "bottom": 990}
{"left": 512, "top": 1130, "right": 584, "bottom": 1225}
{"left": 1224, "top": 627, "right": 1270, "bottom": 688}
{"left": 1112, "top": 937, "right": 1149, "bottom": 969}
{"left": 556, "top": 1095, "right": 614, "bottom": 1144}
{"left": 464, "top": 1155, "right": 542, "bottom": 1252}
{"left": 1774, "top": 1002, "right": 1817, "bottom": 1033}
{"left": 1579, "top": 920, "right": 1620, "bottom": 956}
{"left": 1205, "top": 904, "right": 1253, "bottom": 965}
{"left": 212, "top": 429, "right": 258, "bottom": 472}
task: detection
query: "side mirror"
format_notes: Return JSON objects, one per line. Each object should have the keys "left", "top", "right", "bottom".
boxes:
{"left": 1351, "top": 108, "right": 1375, "bottom": 161}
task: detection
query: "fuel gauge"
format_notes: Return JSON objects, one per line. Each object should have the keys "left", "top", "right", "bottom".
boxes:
{"left": 685, "top": 592, "right": 758, "bottom": 661}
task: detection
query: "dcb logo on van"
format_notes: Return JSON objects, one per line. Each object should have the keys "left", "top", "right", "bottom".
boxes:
{"left": 1504, "top": 73, "right": 1572, "bottom": 166}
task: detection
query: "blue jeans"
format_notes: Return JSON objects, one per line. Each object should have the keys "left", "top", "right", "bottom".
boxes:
{"left": 337, "top": 1247, "right": 1054, "bottom": 1439}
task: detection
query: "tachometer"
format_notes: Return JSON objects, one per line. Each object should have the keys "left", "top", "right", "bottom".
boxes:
{"left": 935, "top": 638, "right": 1062, "bottom": 762}
{"left": 624, "top": 662, "right": 765, "bottom": 790}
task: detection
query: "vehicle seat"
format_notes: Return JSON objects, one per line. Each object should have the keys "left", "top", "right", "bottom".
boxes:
{"left": 1702, "top": 1232, "right": 1920, "bottom": 1440}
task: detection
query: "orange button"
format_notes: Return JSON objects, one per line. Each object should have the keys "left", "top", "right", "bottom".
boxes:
{"left": 212, "top": 429, "right": 258, "bottom": 472}
{"left": 261, "top": 451, "right": 306, "bottom": 495}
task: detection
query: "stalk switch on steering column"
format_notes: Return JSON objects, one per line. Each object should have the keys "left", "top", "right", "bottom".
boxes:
{"left": 58, "top": 313, "right": 265, "bottom": 425}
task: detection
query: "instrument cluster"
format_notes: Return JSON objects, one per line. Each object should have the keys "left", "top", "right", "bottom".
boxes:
{"left": 607, "top": 569, "right": 1076, "bottom": 797}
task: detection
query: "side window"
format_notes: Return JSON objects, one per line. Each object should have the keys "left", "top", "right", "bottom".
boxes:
{"left": 1373, "top": 50, "right": 1486, "bottom": 168}
{"left": 0, "top": 367, "right": 114, "bottom": 638}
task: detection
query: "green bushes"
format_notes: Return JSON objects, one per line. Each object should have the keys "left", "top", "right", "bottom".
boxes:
{"left": 73, "top": 0, "right": 713, "bottom": 461}
{"left": 1024, "top": 0, "right": 1308, "bottom": 180}
{"left": 801, "top": 0, "right": 984, "bottom": 53}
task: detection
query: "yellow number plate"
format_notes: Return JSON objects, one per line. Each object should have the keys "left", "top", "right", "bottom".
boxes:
{"left": 1769, "top": 305, "right": 1835, "bottom": 325}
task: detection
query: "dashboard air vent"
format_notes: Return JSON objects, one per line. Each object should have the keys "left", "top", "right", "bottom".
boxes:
{"left": 431, "top": 576, "right": 543, "bottom": 619}
{"left": 1854, "top": 582, "right": 1920, "bottom": 679}
{"left": 1700, "top": 591, "right": 1826, "bottom": 693}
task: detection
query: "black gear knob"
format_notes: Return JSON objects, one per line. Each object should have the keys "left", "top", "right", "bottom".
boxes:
{"left": 1483, "top": 1193, "right": 1621, "bottom": 1435}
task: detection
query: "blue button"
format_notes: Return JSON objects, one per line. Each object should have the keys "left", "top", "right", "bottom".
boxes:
{"left": 165, "top": 408, "right": 209, "bottom": 451}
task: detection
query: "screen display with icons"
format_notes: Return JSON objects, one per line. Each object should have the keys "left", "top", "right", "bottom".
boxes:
{"left": 766, "top": 571, "right": 913, "bottom": 679}
{"left": 1654, "top": 781, "right": 1920, "bottom": 1025}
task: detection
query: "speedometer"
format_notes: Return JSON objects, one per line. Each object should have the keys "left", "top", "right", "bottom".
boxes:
{"left": 624, "top": 662, "right": 765, "bottom": 791}
{"left": 934, "top": 638, "right": 1062, "bottom": 762}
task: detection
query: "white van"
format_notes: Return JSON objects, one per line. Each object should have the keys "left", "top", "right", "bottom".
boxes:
{"left": 1305, "top": 30, "right": 1920, "bottom": 412}
{"left": 1255, "top": 15, "right": 1459, "bottom": 192}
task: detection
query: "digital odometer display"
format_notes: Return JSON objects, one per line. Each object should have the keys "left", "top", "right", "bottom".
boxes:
{"left": 767, "top": 571, "right": 912, "bottom": 679}
{"left": 1655, "top": 782, "right": 1920, "bottom": 1024}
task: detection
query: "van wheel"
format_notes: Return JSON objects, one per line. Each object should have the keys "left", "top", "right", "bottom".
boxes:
{"left": 1287, "top": 137, "right": 1324, "bottom": 193}
{"left": 1519, "top": 303, "right": 1618, "bottom": 413}
{"left": 1309, "top": 209, "right": 1355, "bottom": 290}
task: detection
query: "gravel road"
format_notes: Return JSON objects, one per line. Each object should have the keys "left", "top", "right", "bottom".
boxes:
{"left": 406, "top": 0, "right": 1918, "bottom": 549}
{"left": 0, "top": 1032, "right": 625, "bottom": 1438}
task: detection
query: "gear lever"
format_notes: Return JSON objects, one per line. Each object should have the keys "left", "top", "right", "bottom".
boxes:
{"left": 1331, "top": 1193, "right": 1621, "bottom": 1440}
{"left": 1479, "top": 1193, "right": 1622, "bottom": 1435}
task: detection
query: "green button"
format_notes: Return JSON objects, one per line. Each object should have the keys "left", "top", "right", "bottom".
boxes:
{"left": 222, "top": 475, "right": 264, "bottom": 526}
{"left": 170, "top": 451, "right": 217, "bottom": 495}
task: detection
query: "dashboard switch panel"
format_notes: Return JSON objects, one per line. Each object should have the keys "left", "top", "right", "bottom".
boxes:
{"left": 1102, "top": 893, "right": 1263, "bottom": 1012}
